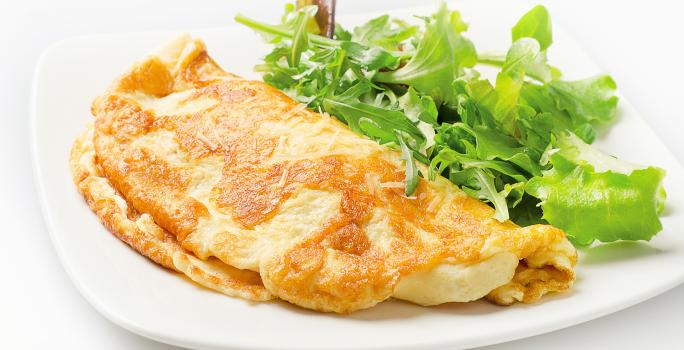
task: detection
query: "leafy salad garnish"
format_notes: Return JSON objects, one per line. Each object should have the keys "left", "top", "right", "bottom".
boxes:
{"left": 235, "top": 3, "right": 667, "bottom": 246}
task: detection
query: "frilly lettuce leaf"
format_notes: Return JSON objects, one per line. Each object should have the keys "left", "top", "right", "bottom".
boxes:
{"left": 492, "top": 38, "right": 539, "bottom": 131}
{"left": 527, "top": 133, "right": 666, "bottom": 246}
{"left": 492, "top": 38, "right": 554, "bottom": 133}
{"left": 517, "top": 75, "right": 618, "bottom": 146}
{"left": 548, "top": 75, "right": 619, "bottom": 126}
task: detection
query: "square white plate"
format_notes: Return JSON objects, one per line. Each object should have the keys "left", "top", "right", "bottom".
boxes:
{"left": 31, "top": 1, "right": 684, "bottom": 349}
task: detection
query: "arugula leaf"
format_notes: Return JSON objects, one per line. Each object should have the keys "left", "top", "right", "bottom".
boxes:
{"left": 527, "top": 133, "right": 666, "bottom": 246}
{"left": 469, "top": 168, "right": 511, "bottom": 222}
{"left": 352, "top": 15, "right": 419, "bottom": 52}
{"left": 322, "top": 95, "right": 425, "bottom": 147}
{"left": 430, "top": 146, "right": 527, "bottom": 221}
{"left": 334, "top": 23, "right": 352, "bottom": 41}
{"left": 341, "top": 41, "right": 399, "bottom": 71}
{"left": 353, "top": 15, "right": 391, "bottom": 43}
{"left": 417, "top": 121, "right": 436, "bottom": 155}
{"left": 398, "top": 87, "right": 439, "bottom": 125}
{"left": 374, "top": 3, "right": 477, "bottom": 105}
{"left": 436, "top": 122, "right": 541, "bottom": 175}
{"left": 397, "top": 134, "right": 419, "bottom": 196}
{"left": 468, "top": 125, "right": 542, "bottom": 176}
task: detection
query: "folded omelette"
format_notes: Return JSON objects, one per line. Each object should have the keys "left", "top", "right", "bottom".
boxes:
{"left": 70, "top": 35, "right": 577, "bottom": 313}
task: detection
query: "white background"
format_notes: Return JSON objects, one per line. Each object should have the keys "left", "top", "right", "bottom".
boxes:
{"left": 1, "top": 0, "right": 683, "bottom": 349}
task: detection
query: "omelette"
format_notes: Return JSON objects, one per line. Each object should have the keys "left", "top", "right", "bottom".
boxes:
{"left": 70, "top": 35, "right": 577, "bottom": 313}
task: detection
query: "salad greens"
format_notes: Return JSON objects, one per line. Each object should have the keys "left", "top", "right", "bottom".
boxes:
{"left": 526, "top": 133, "right": 666, "bottom": 246}
{"left": 235, "top": 3, "right": 666, "bottom": 246}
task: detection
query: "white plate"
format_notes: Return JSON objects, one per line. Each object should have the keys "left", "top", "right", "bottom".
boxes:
{"left": 31, "top": 1, "right": 684, "bottom": 349}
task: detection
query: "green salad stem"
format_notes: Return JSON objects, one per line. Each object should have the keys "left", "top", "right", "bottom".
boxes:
{"left": 235, "top": 13, "right": 339, "bottom": 47}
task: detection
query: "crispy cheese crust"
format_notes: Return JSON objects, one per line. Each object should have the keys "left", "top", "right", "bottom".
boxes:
{"left": 70, "top": 123, "right": 272, "bottom": 301}
{"left": 71, "top": 35, "right": 577, "bottom": 313}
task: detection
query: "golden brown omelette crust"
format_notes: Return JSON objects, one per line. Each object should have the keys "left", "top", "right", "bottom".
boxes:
{"left": 70, "top": 123, "right": 272, "bottom": 301}
{"left": 75, "top": 35, "right": 576, "bottom": 313}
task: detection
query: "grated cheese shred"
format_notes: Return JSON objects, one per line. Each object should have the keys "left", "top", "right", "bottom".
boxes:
{"left": 379, "top": 181, "right": 406, "bottom": 189}
{"left": 196, "top": 132, "right": 218, "bottom": 150}
{"left": 323, "top": 130, "right": 339, "bottom": 153}
{"left": 282, "top": 103, "right": 308, "bottom": 120}
{"left": 277, "top": 167, "right": 289, "bottom": 188}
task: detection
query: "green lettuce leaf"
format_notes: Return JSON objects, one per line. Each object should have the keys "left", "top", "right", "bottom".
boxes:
{"left": 548, "top": 75, "right": 619, "bottom": 125}
{"left": 492, "top": 38, "right": 551, "bottom": 133}
{"left": 527, "top": 133, "right": 666, "bottom": 246}
{"left": 479, "top": 4, "right": 557, "bottom": 83}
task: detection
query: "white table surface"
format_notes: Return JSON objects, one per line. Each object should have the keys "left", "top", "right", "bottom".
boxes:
{"left": 1, "top": 0, "right": 682, "bottom": 349}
